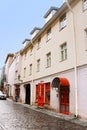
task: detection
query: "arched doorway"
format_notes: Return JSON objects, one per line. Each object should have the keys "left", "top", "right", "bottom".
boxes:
{"left": 52, "top": 77, "right": 70, "bottom": 115}
{"left": 25, "top": 84, "right": 31, "bottom": 104}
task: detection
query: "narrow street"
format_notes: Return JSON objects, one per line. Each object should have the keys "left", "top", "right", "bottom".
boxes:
{"left": 0, "top": 100, "right": 87, "bottom": 130}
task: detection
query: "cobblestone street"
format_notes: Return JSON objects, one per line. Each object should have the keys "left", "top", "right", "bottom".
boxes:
{"left": 0, "top": 100, "right": 87, "bottom": 130}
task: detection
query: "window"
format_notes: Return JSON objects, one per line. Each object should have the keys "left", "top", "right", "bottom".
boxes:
{"left": 84, "top": 29, "right": 87, "bottom": 50}
{"left": 16, "top": 55, "right": 19, "bottom": 63}
{"left": 24, "top": 52, "right": 27, "bottom": 60}
{"left": 37, "top": 59, "right": 40, "bottom": 72}
{"left": 46, "top": 52, "right": 51, "bottom": 67}
{"left": 47, "top": 28, "right": 51, "bottom": 41}
{"left": 60, "top": 13, "right": 66, "bottom": 30}
{"left": 60, "top": 43, "right": 67, "bottom": 61}
{"left": 83, "top": 0, "right": 87, "bottom": 10}
{"left": 15, "top": 70, "right": 18, "bottom": 80}
{"left": 37, "top": 38, "right": 41, "bottom": 49}
{"left": 30, "top": 46, "right": 33, "bottom": 56}
{"left": 24, "top": 67, "right": 26, "bottom": 78}
{"left": 29, "top": 64, "right": 32, "bottom": 75}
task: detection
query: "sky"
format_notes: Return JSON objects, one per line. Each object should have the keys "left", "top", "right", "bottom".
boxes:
{"left": 0, "top": 0, "right": 63, "bottom": 68}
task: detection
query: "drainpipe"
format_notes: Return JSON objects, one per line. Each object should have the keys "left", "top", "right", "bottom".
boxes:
{"left": 64, "top": 0, "right": 78, "bottom": 117}
{"left": 31, "top": 39, "right": 35, "bottom": 105}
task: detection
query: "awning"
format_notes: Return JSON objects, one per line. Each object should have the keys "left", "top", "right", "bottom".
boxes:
{"left": 52, "top": 77, "right": 69, "bottom": 89}
{"left": 59, "top": 78, "right": 69, "bottom": 87}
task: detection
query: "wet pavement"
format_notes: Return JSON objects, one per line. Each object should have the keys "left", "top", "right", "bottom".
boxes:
{"left": 0, "top": 100, "right": 87, "bottom": 130}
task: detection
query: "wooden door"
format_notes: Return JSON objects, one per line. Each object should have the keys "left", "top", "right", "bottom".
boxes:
{"left": 37, "top": 83, "right": 44, "bottom": 106}
{"left": 60, "top": 87, "right": 69, "bottom": 114}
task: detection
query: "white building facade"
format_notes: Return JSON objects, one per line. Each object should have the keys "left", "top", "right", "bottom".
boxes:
{"left": 5, "top": 0, "right": 87, "bottom": 119}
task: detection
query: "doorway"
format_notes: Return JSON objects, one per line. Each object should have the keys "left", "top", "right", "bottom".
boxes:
{"left": 25, "top": 84, "right": 30, "bottom": 104}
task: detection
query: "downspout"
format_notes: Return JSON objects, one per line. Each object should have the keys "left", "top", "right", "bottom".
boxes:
{"left": 65, "top": 0, "right": 78, "bottom": 117}
{"left": 31, "top": 39, "right": 35, "bottom": 105}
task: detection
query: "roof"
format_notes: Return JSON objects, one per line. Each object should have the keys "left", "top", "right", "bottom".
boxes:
{"left": 30, "top": 27, "right": 41, "bottom": 35}
{"left": 21, "top": 0, "right": 74, "bottom": 54}
{"left": 5, "top": 53, "right": 14, "bottom": 63}
{"left": 44, "top": 6, "right": 59, "bottom": 18}
{"left": 22, "top": 39, "right": 31, "bottom": 45}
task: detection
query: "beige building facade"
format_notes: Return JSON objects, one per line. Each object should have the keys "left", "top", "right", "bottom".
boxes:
{"left": 5, "top": 0, "right": 87, "bottom": 119}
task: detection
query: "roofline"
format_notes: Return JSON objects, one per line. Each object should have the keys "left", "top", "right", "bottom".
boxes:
{"left": 5, "top": 53, "right": 14, "bottom": 64}
{"left": 21, "top": 0, "right": 74, "bottom": 54}
{"left": 44, "top": 6, "right": 59, "bottom": 18}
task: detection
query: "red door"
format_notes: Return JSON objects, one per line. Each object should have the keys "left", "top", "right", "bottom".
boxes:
{"left": 37, "top": 83, "right": 44, "bottom": 106}
{"left": 60, "top": 87, "right": 69, "bottom": 114}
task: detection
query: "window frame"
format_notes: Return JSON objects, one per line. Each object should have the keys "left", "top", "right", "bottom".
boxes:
{"left": 29, "top": 64, "right": 32, "bottom": 75}
{"left": 60, "top": 13, "right": 66, "bottom": 30}
{"left": 47, "top": 28, "right": 51, "bottom": 41}
{"left": 60, "top": 43, "right": 67, "bottom": 61}
{"left": 46, "top": 52, "right": 51, "bottom": 68}
{"left": 83, "top": 0, "right": 87, "bottom": 11}
{"left": 24, "top": 67, "right": 26, "bottom": 78}
{"left": 37, "top": 59, "right": 40, "bottom": 72}
{"left": 37, "top": 38, "right": 41, "bottom": 50}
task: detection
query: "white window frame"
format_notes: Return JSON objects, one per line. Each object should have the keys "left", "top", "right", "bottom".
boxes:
{"left": 29, "top": 64, "right": 32, "bottom": 75}
{"left": 24, "top": 67, "right": 26, "bottom": 78}
{"left": 30, "top": 46, "right": 33, "bottom": 56}
{"left": 60, "top": 13, "right": 66, "bottom": 30}
{"left": 60, "top": 43, "right": 67, "bottom": 61}
{"left": 37, "top": 59, "right": 40, "bottom": 72}
{"left": 47, "top": 28, "right": 51, "bottom": 41}
{"left": 46, "top": 52, "right": 51, "bottom": 67}
{"left": 15, "top": 70, "right": 18, "bottom": 80}
{"left": 37, "top": 38, "right": 41, "bottom": 49}
{"left": 83, "top": 0, "right": 87, "bottom": 11}
{"left": 84, "top": 29, "right": 87, "bottom": 50}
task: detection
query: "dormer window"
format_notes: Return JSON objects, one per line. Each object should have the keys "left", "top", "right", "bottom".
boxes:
{"left": 44, "top": 7, "right": 58, "bottom": 23}
{"left": 30, "top": 27, "right": 41, "bottom": 39}
{"left": 47, "top": 28, "right": 51, "bottom": 41}
{"left": 60, "top": 13, "right": 66, "bottom": 30}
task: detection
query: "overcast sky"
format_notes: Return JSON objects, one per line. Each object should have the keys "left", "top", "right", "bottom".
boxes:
{"left": 0, "top": 0, "right": 63, "bottom": 68}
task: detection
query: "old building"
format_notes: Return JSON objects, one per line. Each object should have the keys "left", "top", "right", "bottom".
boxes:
{"left": 5, "top": 0, "right": 87, "bottom": 119}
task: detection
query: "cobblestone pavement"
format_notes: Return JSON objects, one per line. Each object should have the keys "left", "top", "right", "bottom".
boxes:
{"left": 0, "top": 100, "right": 87, "bottom": 130}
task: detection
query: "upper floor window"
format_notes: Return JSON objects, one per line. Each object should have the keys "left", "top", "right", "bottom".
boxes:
{"left": 37, "top": 38, "right": 41, "bottom": 49}
{"left": 47, "top": 28, "right": 51, "bottom": 41}
{"left": 84, "top": 29, "right": 87, "bottom": 50}
{"left": 30, "top": 46, "right": 33, "bottom": 56}
{"left": 37, "top": 59, "right": 40, "bottom": 72}
{"left": 15, "top": 70, "right": 18, "bottom": 80}
{"left": 46, "top": 52, "right": 51, "bottom": 67}
{"left": 24, "top": 51, "right": 27, "bottom": 60}
{"left": 60, "top": 43, "right": 67, "bottom": 61}
{"left": 60, "top": 13, "right": 66, "bottom": 30}
{"left": 16, "top": 55, "right": 19, "bottom": 63}
{"left": 24, "top": 67, "right": 26, "bottom": 78}
{"left": 83, "top": 0, "right": 87, "bottom": 10}
{"left": 29, "top": 64, "right": 32, "bottom": 75}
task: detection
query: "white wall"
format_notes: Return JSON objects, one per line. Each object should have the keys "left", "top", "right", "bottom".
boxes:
{"left": 78, "top": 65, "right": 87, "bottom": 119}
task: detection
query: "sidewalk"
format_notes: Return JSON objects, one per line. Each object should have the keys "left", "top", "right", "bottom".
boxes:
{"left": 7, "top": 98, "right": 87, "bottom": 127}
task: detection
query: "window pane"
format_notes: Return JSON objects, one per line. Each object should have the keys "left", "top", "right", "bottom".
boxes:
{"left": 84, "top": 0, "right": 87, "bottom": 10}
{"left": 61, "top": 43, "right": 67, "bottom": 61}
